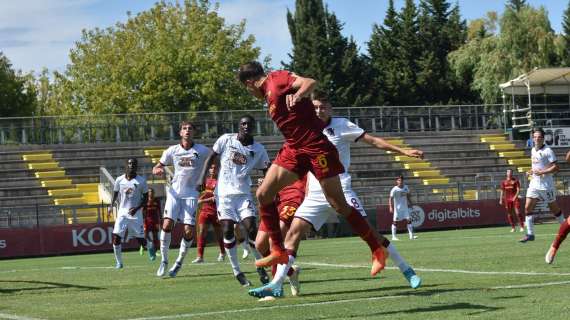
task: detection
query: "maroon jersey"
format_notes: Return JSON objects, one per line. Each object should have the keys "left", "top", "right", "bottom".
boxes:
{"left": 501, "top": 178, "right": 520, "bottom": 202}
{"left": 145, "top": 199, "right": 161, "bottom": 223}
{"left": 200, "top": 177, "right": 217, "bottom": 215}
{"left": 261, "top": 71, "right": 327, "bottom": 148}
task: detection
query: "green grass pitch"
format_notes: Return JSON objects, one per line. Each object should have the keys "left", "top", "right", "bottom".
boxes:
{"left": 1, "top": 224, "right": 569, "bottom": 320}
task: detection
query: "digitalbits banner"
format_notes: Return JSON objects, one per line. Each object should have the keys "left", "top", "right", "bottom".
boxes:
{"left": 376, "top": 196, "right": 570, "bottom": 232}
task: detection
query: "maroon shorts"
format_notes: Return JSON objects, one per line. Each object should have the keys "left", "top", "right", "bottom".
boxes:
{"left": 258, "top": 202, "right": 299, "bottom": 232}
{"left": 198, "top": 211, "right": 220, "bottom": 225}
{"left": 144, "top": 220, "right": 159, "bottom": 232}
{"left": 273, "top": 140, "right": 344, "bottom": 180}
{"left": 505, "top": 198, "right": 520, "bottom": 211}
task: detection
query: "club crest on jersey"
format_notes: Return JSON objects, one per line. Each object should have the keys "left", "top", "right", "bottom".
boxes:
{"left": 325, "top": 128, "right": 335, "bottom": 136}
{"left": 230, "top": 151, "right": 247, "bottom": 165}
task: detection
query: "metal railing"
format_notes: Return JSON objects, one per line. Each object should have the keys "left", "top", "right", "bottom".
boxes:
{"left": 0, "top": 104, "right": 504, "bottom": 145}
{"left": 4, "top": 174, "right": 570, "bottom": 229}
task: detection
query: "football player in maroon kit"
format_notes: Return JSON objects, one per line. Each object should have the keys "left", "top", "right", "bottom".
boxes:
{"left": 238, "top": 62, "right": 421, "bottom": 278}
{"left": 143, "top": 188, "right": 161, "bottom": 260}
{"left": 192, "top": 163, "right": 226, "bottom": 264}
{"left": 499, "top": 169, "right": 525, "bottom": 232}
{"left": 255, "top": 176, "right": 307, "bottom": 295}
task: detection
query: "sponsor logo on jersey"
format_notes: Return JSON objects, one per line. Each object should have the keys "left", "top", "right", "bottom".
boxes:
{"left": 325, "top": 128, "right": 335, "bottom": 136}
{"left": 230, "top": 151, "right": 248, "bottom": 165}
{"left": 178, "top": 157, "right": 195, "bottom": 167}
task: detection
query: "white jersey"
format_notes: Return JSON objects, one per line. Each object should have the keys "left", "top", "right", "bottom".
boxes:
{"left": 307, "top": 117, "right": 365, "bottom": 200}
{"left": 159, "top": 143, "right": 210, "bottom": 198}
{"left": 213, "top": 133, "right": 270, "bottom": 196}
{"left": 390, "top": 185, "right": 410, "bottom": 215}
{"left": 529, "top": 145, "right": 556, "bottom": 190}
{"left": 113, "top": 174, "right": 148, "bottom": 211}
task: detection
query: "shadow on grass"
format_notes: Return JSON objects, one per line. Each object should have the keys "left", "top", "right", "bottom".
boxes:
{"left": 0, "top": 280, "right": 104, "bottom": 294}
{"left": 312, "top": 302, "right": 502, "bottom": 319}
{"left": 301, "top": 283, "right": 444, "bottom": 298}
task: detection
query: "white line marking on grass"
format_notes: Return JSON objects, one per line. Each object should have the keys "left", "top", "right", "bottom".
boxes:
{"left": 491, "top": 280, "right": 570, "bottom": 289}
{"left": 0, "top": 313, "right": 44, "bottom": 320}
{"left": 302, "top": 262, "right": 570, "bottom": 277}
{"left": 122, "top": 295, "right": 406, "bottom": 320}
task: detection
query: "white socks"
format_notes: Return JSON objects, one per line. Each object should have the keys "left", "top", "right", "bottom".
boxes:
{"left": 525, "top": 215, "right": 534, "bottom": 235}
{"left": 407, "top": 223, "right": 414, "bottom": 238}
{"left": 175, "top": 238, "right": 193, "bottom": 264}
{"left": 160, "top": 231, "right": 172, "bottom": 263}
{"left": 387, "top": 243, "right": 409, "bottom": 273}
{"left": 391, "top": 225, "right": 397, "bottom": 239}
{"left": 113, "top": 244, "right": 123, "bottom": 265}
{"left": 271, "top": 255, "right": 296, "bottom": 285}
{"left": 224, "top": 237, "right": 241, "bottom": 276}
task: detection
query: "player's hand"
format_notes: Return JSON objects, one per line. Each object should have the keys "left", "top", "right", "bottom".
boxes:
{"left": 286, "top": 94, "right": 300, "bottom": 110}
{"left": 404, "top": 149, "right": 424, "bottom": 159}
{"left": 389, "top": 208, "right": 393, "bottom": 214}
{"left": 257, "top": 177, "right": 264, "bottom": 186}
{"left": 107, "top": 206, "right": 113, "bottom": 219}
{"left": 152, "top": 166, "right": 164, "bottom": 177}
{"left": 499, "top": 199, "right": 503, "bottom": 205}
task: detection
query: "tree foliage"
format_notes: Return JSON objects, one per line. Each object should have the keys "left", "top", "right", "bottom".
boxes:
{"left": 559, "top": 1, "right": 570, "bottom": 66}
{"left": 0, "top": 52, "right": 36, "bottom": 117}
{"left": 44, "top": 0, "right": 262, "bottom": 115}
{"left": 450, "top": 3, "right": 558, "bottom": 103}
{"left": 286, "top": 0, "right": 372, "bottom": 107}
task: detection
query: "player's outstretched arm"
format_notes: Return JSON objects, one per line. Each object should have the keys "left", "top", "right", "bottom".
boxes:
{"left": 286, "top": 75, "right": 317, "bottom": 108}
{"left": 359, "top": 133, "right": 424, "bottom": 159}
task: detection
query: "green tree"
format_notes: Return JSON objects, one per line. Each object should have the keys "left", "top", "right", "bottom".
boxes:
{"left": 368, "top": 0, "right": 399, "bottom": 105}
{"left": 415, "top": 0, "right": 467, "bottom": 104}
{"left": 46, "top": 0, "right": 262, "bottom": 115}
{"left": 560, "top": 1, "right": 570, "bottom": 66}
{"left": 286, "top": 0, "right": 371, "bottom": 107}
{"left": 450, "top": 4, "right": 557, "bottom": 103}
{"left": 0, "top": 52, "right": 36, "bottom": 117}
{"left": 507, "top": 0, "right": 527, "bottom": 12}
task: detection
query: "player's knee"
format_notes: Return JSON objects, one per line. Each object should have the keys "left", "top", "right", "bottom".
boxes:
{"left": 256, "top": 187, "right": 272, "bottom": 205}
{"left": 112, "top": 234, "right": 121, "bottom": 245}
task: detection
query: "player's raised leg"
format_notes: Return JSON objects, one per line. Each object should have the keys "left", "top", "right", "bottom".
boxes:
{"left": 255, "top": 164, "right": 300, "bottom": 267}
{"left": 319, "top": 175, "right": 388, "bottom": 276}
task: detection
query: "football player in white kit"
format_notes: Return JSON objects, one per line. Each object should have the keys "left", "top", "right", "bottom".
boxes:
{"left": 208, "top": 115, "right": 271, "bottom": 287}
{"left": 389, "top": 175, "right": 417, "bottom": 240}
{"left": 107, "top": 158, "right": 150, "bottom": 269}
{"left": 152, "top": 121, "right": 211, "bottom": 277}
{"left": 520, "top": 127, "right": 566, "bottom": 243}
{"left": 249, "top": 92, "right": 424, "bottom": 298}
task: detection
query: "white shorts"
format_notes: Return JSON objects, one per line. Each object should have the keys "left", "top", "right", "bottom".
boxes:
{"left": 393, "top": 208, "right": 411, "bottom": 222}
{"left": 113, "top": 208, "right": 144, "bottom": 239}
{"left": 216, "top": 194, "right": 256, "bottom": 223}
{"left": 164, "top": 189, "right": 199, "bottom": 225}
{"left": 295, "top": 190, "right": 366, "bottom": 231}
{"left": 526, "top": 187, "right": 556, "bottom": 204}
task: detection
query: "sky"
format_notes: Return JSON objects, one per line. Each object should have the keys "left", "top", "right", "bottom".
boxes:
{"left": 0, "top": 0, "right": 566, "bottom": 74}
